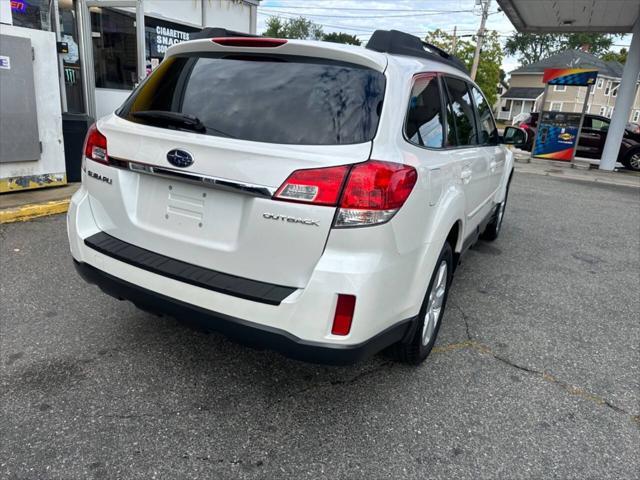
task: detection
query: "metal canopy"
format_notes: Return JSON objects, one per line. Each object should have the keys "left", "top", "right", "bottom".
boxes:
{"left": 497, "top": 0, "right": 640, "bottom": 171}
{"left": 497, "top": 0, "right": 640, "bottom": 33}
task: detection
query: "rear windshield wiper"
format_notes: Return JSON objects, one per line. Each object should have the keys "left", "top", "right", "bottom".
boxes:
{"left": 131, "top": 110, "right": 206, "bottom": 133}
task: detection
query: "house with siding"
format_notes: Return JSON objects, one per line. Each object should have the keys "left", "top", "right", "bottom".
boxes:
{"left": 497, "top": 50, "right": 640, "bottom": 124}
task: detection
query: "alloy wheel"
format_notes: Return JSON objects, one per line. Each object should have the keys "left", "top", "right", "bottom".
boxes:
{"left": 422, "top": 261, "right": 448, "bottom": 345}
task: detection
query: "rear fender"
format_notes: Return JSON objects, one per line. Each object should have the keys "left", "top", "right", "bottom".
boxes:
{"left": 403, "top": 186, "right": 465, "bottom": 325}
{"left": 495, "top": 148, "right": 515, "bottom": 204}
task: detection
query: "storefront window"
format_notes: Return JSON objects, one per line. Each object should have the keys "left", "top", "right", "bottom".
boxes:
{"left": 10, "top": 0, "right": 51, "bottom": 30}
{"left": 59, "top": 0, "right": 85, "bottom": 113}
{"left": 90, "top": 7, "right": 137, "bottom": 90}
{"left": 145, "top": 17, "right": 198, "bottom": 73}
{"left": 90, "top": 8, "right": 200, "bottom": 90}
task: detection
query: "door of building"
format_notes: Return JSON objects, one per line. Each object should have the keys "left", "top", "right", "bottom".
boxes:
{"left": 77, "top": 0, "right": 145, "bottom": 120}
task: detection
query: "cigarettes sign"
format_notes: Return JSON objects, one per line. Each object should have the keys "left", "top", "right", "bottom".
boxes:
{"left": 154, "top": 26, "right": 191, "bottom": 55}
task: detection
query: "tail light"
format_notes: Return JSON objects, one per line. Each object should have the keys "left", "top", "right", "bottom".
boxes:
{"left": 83, "top": 123, "right": 108, "bottom": 164}
{"left": 274, "top": 165, "right": 350, "bottom": 206}
{"left": 273, "top": 160, "right": 417, "bottom": 227}
{"left": 336, "top": 161, "right": 417, "bottom": 227}
{"left": 331, "top": 294, "right": 356, "bottom": 336}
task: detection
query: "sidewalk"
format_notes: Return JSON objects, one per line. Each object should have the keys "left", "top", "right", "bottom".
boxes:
{"left": 512, "top": 151, "right": 640, "bottom": 188}
{"left": 0, "top": 183, "right": 80, "bottom": 224}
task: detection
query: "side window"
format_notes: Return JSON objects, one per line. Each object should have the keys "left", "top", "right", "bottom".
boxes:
{"left": 443, "top": 76, "right": 478, "bottom": 146}
{"left": 590, "top": 118, "right": 609, "bottom": 131}
{"left": 470, "top": 85, "right": 498, "bottom": 145}
{"left": 444, "top": 100, "right": 458, "bottom": 147}
{"left": 405, "top": 74, "right": 445, "bottom": 148}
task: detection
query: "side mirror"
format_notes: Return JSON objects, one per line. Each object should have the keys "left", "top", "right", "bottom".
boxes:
{"left": 502, "top": 126, "right": 528, "bottom": 148}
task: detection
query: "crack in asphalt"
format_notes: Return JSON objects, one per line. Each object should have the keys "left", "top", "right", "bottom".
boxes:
{"left": 281, "top": 359, "right": 396, "bottom": 401}
{"left": 447, "top": 303, "right": 639, "bottom": 424}
{"left": 450, "top": 303, "right": 473, "bottom": 341}
{"left": 40, "top": 303, "right": 636, "bottom": 425}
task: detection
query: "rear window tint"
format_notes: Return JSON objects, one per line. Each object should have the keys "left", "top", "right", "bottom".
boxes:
{"left": 118, "top": 54, "right": 386, "bottom": 145}
{"left": 443, "top": 76, "right": 478, "bottom": 146}
{"left": 405, "top": 74, "right": 445, "bottom": 148}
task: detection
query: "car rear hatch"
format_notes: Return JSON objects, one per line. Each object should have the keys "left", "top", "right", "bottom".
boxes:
{"left": 85, "top": 38, "right": 387, "bottom": 289}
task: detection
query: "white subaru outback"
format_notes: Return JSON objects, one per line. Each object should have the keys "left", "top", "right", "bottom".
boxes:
{"left": 67, "top": 29, "right": 527, "bottom": 365}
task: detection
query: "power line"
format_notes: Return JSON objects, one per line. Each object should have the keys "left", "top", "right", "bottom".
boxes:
{"left": 259, "top": 4, "right": 481, "bottom": 12}
{"left": 260, "top": 12, "right": 379, "bottom": 32}
{"left": 258, "top": 10, "right": 515, "bottom": 39}
{"left": 259, "top": 8, "right": 475, "bottom": 19}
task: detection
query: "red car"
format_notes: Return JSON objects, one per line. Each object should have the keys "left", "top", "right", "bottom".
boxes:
{"left": 518, "top": 113, "right": 640, "bottom": 171}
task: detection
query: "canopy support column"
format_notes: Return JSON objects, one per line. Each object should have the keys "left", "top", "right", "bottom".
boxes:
{"left": 599, "top": 16, "right": 640, "bottom": 170}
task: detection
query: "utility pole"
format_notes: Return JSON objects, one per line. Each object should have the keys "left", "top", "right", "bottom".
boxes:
{"left": 452, "top": 26, "right": 457, "bottom": 55}
{"left": 470, "top": 0, "right": 490, "bottom": 81}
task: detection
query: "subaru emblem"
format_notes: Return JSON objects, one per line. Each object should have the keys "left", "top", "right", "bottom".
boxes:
{"left": 166, "top": 149, "right": 194, "bottom": 168}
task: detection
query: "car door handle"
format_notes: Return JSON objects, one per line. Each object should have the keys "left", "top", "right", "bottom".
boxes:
{"left": 489, "top": 160, "right": 498, "bottom": 171}
{"left": 460, "top": 168, "right": 472, "bottom": 184}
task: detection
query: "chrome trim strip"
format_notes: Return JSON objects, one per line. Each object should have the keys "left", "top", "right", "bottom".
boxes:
{"left": 109, "top": 157, "right": 276, "bottom": 198}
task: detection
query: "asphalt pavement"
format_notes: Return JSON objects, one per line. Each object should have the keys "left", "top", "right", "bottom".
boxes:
{"left": 1, "top": 173, "right": 639, "bottom": 479}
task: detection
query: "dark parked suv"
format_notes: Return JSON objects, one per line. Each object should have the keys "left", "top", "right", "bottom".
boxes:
{"left": 518, "top": 113, "right": 640, "bottom": 171}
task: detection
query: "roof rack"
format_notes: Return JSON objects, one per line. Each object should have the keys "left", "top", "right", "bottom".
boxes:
{"left": 365, "top": 30, "right": 468, "bottom": 75}
{"left": 190, "top": 27, "right": 259, "bottom": 40}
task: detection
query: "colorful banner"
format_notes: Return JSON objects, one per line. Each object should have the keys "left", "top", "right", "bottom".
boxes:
{"left": 533, "top": 112, "right": 582, "bottom": 161}
{"left": 542, "top": 68, "right": 599, "bottom": 86}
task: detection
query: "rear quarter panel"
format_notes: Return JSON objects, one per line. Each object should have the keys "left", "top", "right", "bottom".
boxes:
{"left": 363, "top": 57, "right": 468, "bottom": 318}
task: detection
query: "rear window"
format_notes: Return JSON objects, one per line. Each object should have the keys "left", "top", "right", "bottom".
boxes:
{"left": 118, "top": 53, "right": 386, "bottom": 145}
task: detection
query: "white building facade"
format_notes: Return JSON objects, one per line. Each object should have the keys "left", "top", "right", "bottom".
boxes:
{"left": 0, "top": 0, "right": 259, "bottom": 191}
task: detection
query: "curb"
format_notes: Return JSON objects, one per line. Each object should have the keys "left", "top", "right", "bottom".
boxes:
{"left": 0, "top": 199, "right": 70, "bottom": 224}
{"left": 515, "top": 167, "right": 640, "bottom": 189}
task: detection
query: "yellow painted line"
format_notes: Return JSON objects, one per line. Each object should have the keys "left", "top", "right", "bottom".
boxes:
{"left": 0, "top": 199, "right": 70, "bottom": 224}
{"left": 431, "top": 340, "right": 475, "bottom": 354}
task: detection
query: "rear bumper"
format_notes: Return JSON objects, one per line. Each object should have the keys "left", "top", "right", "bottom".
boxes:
{"left": 74, "top": 260, "right": 410, "bottom": 365}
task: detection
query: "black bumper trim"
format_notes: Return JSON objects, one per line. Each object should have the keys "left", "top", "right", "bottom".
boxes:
{"left": 73, "top": 261, "right": 412, "bottom": 365}
{"left": 84, "top": 232, "right": 296, "bottom": 306}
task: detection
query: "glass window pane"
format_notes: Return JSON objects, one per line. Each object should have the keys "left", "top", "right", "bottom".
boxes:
{"left": 59, "top": 0, "right": 85, "bottom": 113}
{"left": 91, "top": 8, "right": 137, "bottom": 90}
{"left": 405, "top": 75, "right": 444, "bottom": 148}
{"left": 591, "top": 118, "right": 609, "bottom": 131}
{"left": 145, "top": 18, "right": 198, "bottom": 73}
{"left": 120, "top": 54, "right": 386, "bottom": 145}
{"left": 471, "top": 86, "right": 498, "bottom": 145}
{"left": 444, "top": 77, "right": 477, "bottom": 146}
{"left": 10, "top": 0, "right": 51, "bottom": 31}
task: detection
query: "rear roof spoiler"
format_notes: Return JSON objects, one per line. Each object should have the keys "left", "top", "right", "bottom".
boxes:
{"left": 366, "top": 30, "right": 469, "bottom": 75}
{"left": 169, "top": 30, "right": 388, "bottom": 72}
{"left": 190, "top": 27, "right": 259, "bottom": 40}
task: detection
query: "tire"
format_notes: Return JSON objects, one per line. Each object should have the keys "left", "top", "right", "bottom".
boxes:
{"left": 481, "top": 174, "right": 512, "bottom": 241}
{"left": 388, "top": 242, "right": 453, "bottom": 365}
{"left": 622, "top": 149, "right": 640, "bottom": 172}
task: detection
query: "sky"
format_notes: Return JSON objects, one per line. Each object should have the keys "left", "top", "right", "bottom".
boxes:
{"left": 256, "top": 0, "right": 631, "bottom": 75}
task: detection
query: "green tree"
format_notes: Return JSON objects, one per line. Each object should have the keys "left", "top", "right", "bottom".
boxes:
{"left": 264, "top": 17, "right": 286, "bottom": 38}
{"left": 425, "top": 29, "right": 503, "bottom": 107}
{"left": 505, "top": 32, "right": 619, "bottom": 65}
{"left": 263, "top": 16, "right": 323, "bottom": 41}
{"left": 563, "top": 33, "right": 615, "bottom": 56}
{"left": 323, "top": 32, "right": 361, "bottom": 46}
{"left": 504, "top": 33, "right": 561, "bottom": 65}
{"left": 601, "top": 48, "right": 627, "bottom": 64}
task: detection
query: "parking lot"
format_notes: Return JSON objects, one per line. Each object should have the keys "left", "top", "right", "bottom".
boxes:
{"left": 1, "top": 172, "right": 639, "bottom": 479}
